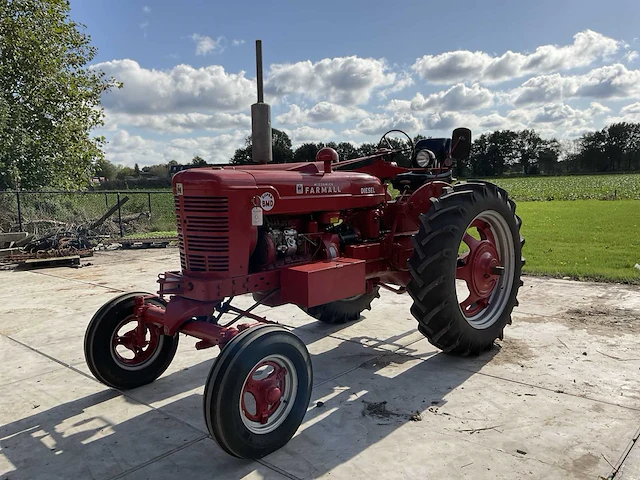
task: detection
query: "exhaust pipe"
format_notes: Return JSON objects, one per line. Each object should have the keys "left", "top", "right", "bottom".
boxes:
{"left": 251, "top": 40, "right": 273, "bottom": 164}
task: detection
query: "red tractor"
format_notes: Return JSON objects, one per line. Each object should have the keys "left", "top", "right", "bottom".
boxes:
{"left": 84, "top": 42, "right": 524, "bottom": 460}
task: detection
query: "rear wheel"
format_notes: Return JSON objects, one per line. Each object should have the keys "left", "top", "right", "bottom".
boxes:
{"left": 301, "top": 288, "right": 380, "bottom": 324}
{"left": 84, "top": 292, "right": 179, "bottom": 389}
{"left": 203, "top": 325, "right": 313, "bottom": 459}
{"left": 407, "top": 181, "right": 524, "bottom": 355}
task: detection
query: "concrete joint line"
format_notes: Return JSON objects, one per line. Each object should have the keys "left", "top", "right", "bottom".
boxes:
{"left": 607, "top": 425, "right": 640, "bottom": 479}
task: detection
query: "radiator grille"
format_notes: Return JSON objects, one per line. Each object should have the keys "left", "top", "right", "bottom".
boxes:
{"left": 175, "top": 195, "right": 230, "bottom": 272}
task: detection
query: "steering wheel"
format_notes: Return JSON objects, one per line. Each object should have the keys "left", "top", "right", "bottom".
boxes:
{"left": 377, "top": 129, "right": 415, "bottom": 161}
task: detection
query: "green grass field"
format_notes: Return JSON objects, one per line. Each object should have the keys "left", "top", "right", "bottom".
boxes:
{"left": 517, "top": 200, "right": 640, "bottom": 284}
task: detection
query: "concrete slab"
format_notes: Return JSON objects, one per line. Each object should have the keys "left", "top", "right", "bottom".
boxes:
{"left": 2, "top": 248, "right": 640, "bottom": 480}
{"left": 120, "top": 437, "right": 288, "bottom": 480}
{"left": 267, "top": 351, "right": 635, "bottom": 479}
{"left": 0, "top": 367, "right": 206, "bottom": 480}
{"left": 397, "top": 309, "right": 640, "bottom": 410}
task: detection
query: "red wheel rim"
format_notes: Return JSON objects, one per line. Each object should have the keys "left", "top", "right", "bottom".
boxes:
{"left": 456, "top": 218, "right": 504, "bottom": 318}
{"left": 111, "top": 316, "right": 162, "bottom": 369}
{"left": 240, "top": 354, "right": 298, "bottom": 434}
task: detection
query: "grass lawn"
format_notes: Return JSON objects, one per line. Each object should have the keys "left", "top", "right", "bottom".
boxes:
{"left": 517, "top": 200, "right": 640, "bottom": 284}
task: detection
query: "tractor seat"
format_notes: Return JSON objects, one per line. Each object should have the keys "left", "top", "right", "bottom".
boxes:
{"left": 391, "top": 171, "right": 453, "bottom": 191}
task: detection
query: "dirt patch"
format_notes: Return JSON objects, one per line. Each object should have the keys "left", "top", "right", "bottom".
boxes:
{"left": 571, "top": 452, "right": 600, "bottom": 473}
{"left": 518, "top": 306, "right": 640, "bottom": 337}
{"left": 492, "top": 337, "right": 536, "bottom": 365}
{"left": 361, "top": 400, "right": 422, "bottom": 422}
{"left": 562, "top": 307, "right": 640, "bottom": 336}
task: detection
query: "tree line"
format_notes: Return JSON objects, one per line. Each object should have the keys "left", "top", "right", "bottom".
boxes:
{"left": 91, "top": 122, "right": 640, "bottom": 189}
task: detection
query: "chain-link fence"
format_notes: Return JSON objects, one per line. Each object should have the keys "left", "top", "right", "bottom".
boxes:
{"left": 0, "top": 190, "right": 175, "bottom": 238}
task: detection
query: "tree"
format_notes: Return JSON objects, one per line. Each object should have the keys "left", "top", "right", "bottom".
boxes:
{"left": 516, "top": 129, "right": 544, "bottom": 175}
{"left": 116, "top": 166, "right": 135, "bottom": 180}
{"left": 293, "top": 143, "right": 320, "bottom": 162}
{"left": 93, "top": 158, "right": 117, "bottom": 180}
{"left": 0, "top": 0, "right": 120, "bottom": 189}
{"left": 191, "top": 156, "right": 207, "bottom": 166}
{"left": 230, "top": 128, "right": 293, "bottom": 164}
{"left": 336, "top": 142, "right": 359, "bottom": 161}
{"left": 134, "top": 163, "right": 141, "bottom": 176}
{"left": 537, "top": 140, "right": 561, "bottom": 174}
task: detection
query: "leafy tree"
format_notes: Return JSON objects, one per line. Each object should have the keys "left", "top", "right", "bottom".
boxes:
{"left": 0, "top": 0, "right": 120, "bottom": 189}
{"left": 336, "top": 142, "right": 359, "bottom": 161}
{"left": 116, "top": 166, "right": 135, "bottom": 180}
{"left": 230, "top": 128, "right": 293, "bottom": 164}
{"left": 93, "top": 158, "right": 117, "bottom": 180}
{"left": 134, "top": 163, "right": 141, "bottom": 176}
{"left": 516, "top": 129, "right": 544, "bottom": 175}
{"left": 356, "top": 143, "right": 378, "bottom": 157}
{"left": 292, "top": 143, "right": 320, "bottom": 162}
{"left": 191, "top": 155, "right": 207, "bottom": 166}
{"left": 146, "top": 163, "right": 169, "bottom": 178}
{"left": 537, "top": 139, "right": 561, "bottom": 174}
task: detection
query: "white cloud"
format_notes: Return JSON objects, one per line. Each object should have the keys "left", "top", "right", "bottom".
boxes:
{"left": 378, "top": 72, "right": 415, "bottom": 99}
{"left": 412, "top": 30, "right": 621, "bottom": 84}
{"left": 104, "top": 111, "right": 250, "bottom": 133}
{"left": 605, "top": 101, "right": 640, "bottom": 124}
{"left": 265, "top": 56, "right": 395, "bottom": 105}
{"left": 232, "top": 39, "right": 245, "bottom": 46}
{"left": 624, "top": 51, "right": 639, "bottom": 63}
{"left": 191, "top": 34, "right": 225, "bottom": 55}
{"left": 140, "top": 21, "right": 149, "bottom": 29}
{"left": 276, "top": 102, "right": 368, "bottom": 124}
{"left": 509, "top": 64, "right": 640, "bottom": 106}
{"left": 143, "top": 5, "right": 151, "bottom": 13}
{"left": 347, "top": 113, "right": 424, "bottom": 136}
{"left": 92, "top": 59, "right": 255, "bottom": 114}
{"left": 284, "top": 126, "right": 335, "bottom": 145}
{"left": 398, "top": 83, "right": 495, "bottom": 112}
{"left": 104, "top": 129, "right": 248, "bottom": 166}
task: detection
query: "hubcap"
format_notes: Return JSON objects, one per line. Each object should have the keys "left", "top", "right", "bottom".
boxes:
{"left": 110, "top": 315, "right": 164, "bottom": 371}
{"left": 240, "top": 354, "right": 298, "bottom": 434}
{"left": 455, "top": 211, "right": 515, "bottom": 329}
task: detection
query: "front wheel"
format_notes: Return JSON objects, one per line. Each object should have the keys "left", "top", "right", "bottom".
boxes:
{"left": 407, "top": 181, "right": 524, "bottom": 355}
{"left": 84, "top": 292, "right": 179, "bottom": 389}
{"left": 203, "top": 325, "right": 313, "bottom": 459}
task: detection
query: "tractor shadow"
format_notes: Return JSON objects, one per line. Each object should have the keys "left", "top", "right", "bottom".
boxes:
{"left": 0, "top": 321, "right": 499, "bottom": 479}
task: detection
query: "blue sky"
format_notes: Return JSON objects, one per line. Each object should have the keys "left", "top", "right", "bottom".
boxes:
{"left": 69, "top": 0, "right": 640, "bottom": 166}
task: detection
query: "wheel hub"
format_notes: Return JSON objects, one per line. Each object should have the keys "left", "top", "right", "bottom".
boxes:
{"left": 241, "top": 361, "right": 287, "bottom": 424}
{"left": 470, "top": 242, "right": 500, "bottom": 297}
{"left": 111, "top": 318, "right": 161, "bottom": 368}
{"left": 456, "top": 218, "right": 504, "bottom": 318}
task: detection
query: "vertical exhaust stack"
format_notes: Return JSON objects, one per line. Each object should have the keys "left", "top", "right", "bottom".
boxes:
{"left": 251, "top": 40, "right": 273, "bottom": 163}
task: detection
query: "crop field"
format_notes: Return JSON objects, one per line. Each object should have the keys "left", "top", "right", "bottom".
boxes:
{"left": 490, "top": 173, "right": 640, "bottom": 201}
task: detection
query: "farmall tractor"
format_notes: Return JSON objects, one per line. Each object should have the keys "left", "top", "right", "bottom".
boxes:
{"left": 84, "top": 42, "right": 524, "bottom": 459}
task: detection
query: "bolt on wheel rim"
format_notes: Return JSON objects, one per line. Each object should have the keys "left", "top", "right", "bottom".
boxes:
{"left": 110, "top": 315, "right": 164, "bottom": 371}
{"left": 455, "top": 210, "right": 515, "bottom": 329}
{"left": 240, "top": 354, "right": 298, "bottom": 434}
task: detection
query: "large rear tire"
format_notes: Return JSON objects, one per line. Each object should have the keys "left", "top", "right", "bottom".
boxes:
{"left": 203, "top": 325, "right": 313, "bottom": 459}
{"left": 407, "top": 181, "right": 524, "bottom": 355}
{"left": 84, "top": 292, "right": 179, "bottom": 389}
{"left": 301, "top": 288, "right": 380, "bottom": 324}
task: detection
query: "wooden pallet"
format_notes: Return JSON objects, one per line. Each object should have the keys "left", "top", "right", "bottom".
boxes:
{"left": 118, "top": 236, "right": 177, "bottom": 249}
{"left": 21, "top": 255, "right": 80, "bottom": 269}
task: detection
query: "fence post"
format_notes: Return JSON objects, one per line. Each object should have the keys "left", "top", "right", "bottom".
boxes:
{"left": 105, "top": 193, "right": 108, "bottom": 208}
{"left": 147, "top": 192, "right": 152, "bottom": 218}
{"left": 16, "top": 191, "right": 23, "bottom": 232}
{"left": 117, "top": 192, "right": 124, "bottom": 238}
